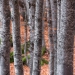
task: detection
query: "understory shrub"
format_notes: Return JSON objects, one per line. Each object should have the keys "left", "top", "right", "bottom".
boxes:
{"left": 41, "top": 46, "right": 46, "bottom": 56}
{"left": 22, "top": 57, "right": 27, "bottom": 65}
{"left": 41, "top": 58, "right": 48, "bottom": 66}
{"left": 10, "top": 52, "right": 14, "bottom": 63}
{"left": 10, "top": 35, "right": 13, "bottom": 47}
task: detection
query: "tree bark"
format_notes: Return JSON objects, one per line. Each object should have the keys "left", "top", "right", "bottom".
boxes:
{"left": 10, "top": 0, "right": 24, "bottom": 75}
{"left": 46, "top": 0, "right": 54, "bottom": 75}
{"left": 57, "top": 0, "right": 75, "bottom": 75}
{"left": 22, "top": 0, "right": 28, "bottom": 21}
{"left": 50, "top": 0, "right": 57, "bottom": 75}
{"left": 28, "top": 0, "right": 36, "bottom": 75}
{"left": 32, "top": 0, "right": 43, "bottom": 75}
{"left": 0, "top": 0, "right": 10, "bottom": 75}
{"left": 24, "top": 0, "right": 29, "bottom": 21}
{"left": 42, "top": 0, "right": 46, "bottom": 47}
{"left": 57, "top": 0, "right": 61, "bottom": 33}
{"left": 56, "top": 1, "right": 61, "bottom": 75}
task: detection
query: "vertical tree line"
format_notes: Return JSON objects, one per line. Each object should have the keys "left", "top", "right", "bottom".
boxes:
{"left": 0, "top": 0, "right": 75, "bottom": 75}
{"left": 10, "top": 0, "right": 24, "bottom": 75}
{"left": 57, "top": 0, "right": 75, "bottom": 75}
{"left": 0, "top": 0, "right": 10, "bottom": 75}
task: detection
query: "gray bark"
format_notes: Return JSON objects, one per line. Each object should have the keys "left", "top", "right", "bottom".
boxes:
{"left": 10, "top": 0, "right": 24, "bottom": 75}
{"left": 32, "top": 0, "right": 43, "bottom": 75}
{"left": 24, "top": 0, "right": 29, "bottom": 21}
{"left": 28, "top": 0, "right": 36, "bottom": 75}
{"left": 56, "top": 1, "right": 61, "bottom": 75}
{"left": 57, "top": 0, "right": 61, "bottom": 33}
{"left": 22, "top": 0, "right": 28, "bottom": 21}
{"left": 0, "top": 0, "right": 10, "bottom": 75}
{"left": 9, "top": 0, "right": 28, "bottom": 21}
{"left": 57, "top": 0, "right": 75, "bottom": 75}
{"left": 42, "top": 0, "right": 46, "bottom": 47}
{"left": 50, "top": 0, "right": 57, "bottom": 75}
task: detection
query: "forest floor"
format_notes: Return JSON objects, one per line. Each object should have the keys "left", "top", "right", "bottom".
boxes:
{"left": 10, "top": 16, "right": 50, "bottom": 75}
{"left": 10, "top": 16, "right": 75, "bottom": 75}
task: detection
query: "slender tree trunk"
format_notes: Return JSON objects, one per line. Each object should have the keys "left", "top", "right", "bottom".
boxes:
{"left": 28, "top": 0, "right": 36, "bottom": 75}
{"left": 23, "top": 0, "right": 28, "bottom": 22}
{"left": 42, "top": 22, "right": 45, "bottom": 47}
{"left": 24, "top": 0, "right": 29, "bottom": 21}
{"left": 0, "top": 0, "right": 10, "bottom": 75}
{"left": 57, "top": 0, "right": 75, "bottom": 75}
{"left": 57, "top": 0, "right": 61, "bottom": 33}
{"left": 57, "top": 1, "right": 61, "bottom": 75}
{"left": 42, "top": 0, "right": 46, "bottom": 47}
{"left": 50, "top": 0, "right": 57, "bottom": 75}
{"left": 57, "top": 0, "right": 61, "bottom": 74}
{"left": 10, "top": 0, "right": 24, "bottom": 75}
{"left": 46, "top": 0, "right": 54, "bottom": 75}
{"left": 32, "top": 0, "right": 43, "bottom": 75}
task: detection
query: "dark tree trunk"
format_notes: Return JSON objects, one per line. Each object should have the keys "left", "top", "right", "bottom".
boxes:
{"left": 10, "top": 0, "right": 24, "bottom": 75}
{"left": 28, "top": 0, "right": 36, "bottom": 75}
{"left": 0, "top": 0, "right": 10, "bottom": 75}
{"left": 32, "top": 0, "right": 43, "bottom": 75}
{"left": 50, "top": 0, "right": 57, "bottom": 75}
{"left": 57, "top": 0, "right": 75, "bottom": 75}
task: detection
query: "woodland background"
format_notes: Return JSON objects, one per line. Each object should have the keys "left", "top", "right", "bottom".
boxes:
{"left": 0, "top": 0, "right": 75, "bottom": 75}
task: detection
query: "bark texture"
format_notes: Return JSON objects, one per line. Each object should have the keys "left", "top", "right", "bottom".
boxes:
{"left": 57, "top": 0, "right": 75, "bottom": 75}
{"left": 50, "top": 0, "right": 57, "bottom": 75}
{"left": 32, "top": 0, "right": 43, "bottom": 75}
{"left": 24, "top": 0, "right": 29, "bottom": 20}
{"left": 57, "top": 0, "right": 61, "bottom": 33}
{"left": 42, "top": 0, "right": 46, "bottom": 47}
{"left": 10, "top": 0, "right": 24, "bottom": 75}
{"left": 57, "top": 1, "right": 61, "bottom": 75}
{"left": 28, "top": 0, "right": 36, "bottom": 75}
{"left": 0, "top": 0, "right": 10, "bottom": 75}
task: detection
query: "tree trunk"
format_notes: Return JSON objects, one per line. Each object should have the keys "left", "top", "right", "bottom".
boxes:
{"left": 22, "top": 0, "right": 28, "bottom": 22}
{"left": 24, "top": 0, "right": 29, "bottom": 21}
{"left": 46, "top": 0, "right": 54, "bottom": 75}
{"left": 57, "top": 0, "right": 75, "bottom": 75}
{"left": 57, "top": 0, "right": 61, "bottom": 33}
{"left": 57, "top": 0, "right": 61, "bottom": 75}
{"left": 42, "top": 0, "right": 46, "bottom": 47}
{"left": 0, "top": 0, "right": 10, "bottom": 75}
{"left": 28, "top": 0, "right": 36, "bottom": 75}
{"left": 50, "top": 0, "right": 57, "bottom": 75}
{"left": 10, "top": 0, "right": 24, "bottom": 75}
{"left": 32, "top": 0, "right": 43, "bottom": 75}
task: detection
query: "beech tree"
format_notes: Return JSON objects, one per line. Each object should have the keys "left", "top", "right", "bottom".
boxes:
{"left": 28, "top": 0, "right": 36, "bottom": 75}
{"left": 57, "top": 0, "right": 61, "bottom": 33}
{"left": 50, "top": 0, "right": 57, "bottom": 75}
{"left": 10, "top": 0, "right": 24, "bottom": 75}
{"left": 57, "top": 0, "right": 75, "bottom": 75}
{"left": 46, "top": 0, "right": 54, "bottom": 75}
{"left": 24, "top": 0, "right": 29, "bottom": 20}
{"left": 0, "top": 0, "right": 10, "bottom": 75}
{"left": 42, "top": 0, "right": 46, "bottom": 47}
{"left": 0, "top": 0, "right": 75, "bottom": 75}
{"left": 32, "top": 0, "right": 43, "bottom": 75}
